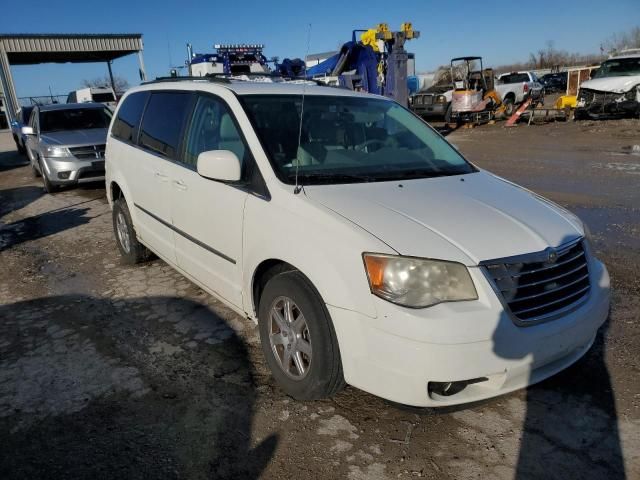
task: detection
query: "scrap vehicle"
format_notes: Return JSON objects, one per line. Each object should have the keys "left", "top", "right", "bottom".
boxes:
{"left": 495, "top": 71, "right": 544, "bottom": 115}
{"left": 449, "top": 56, "right": 506, "bottom": 124}
{"left": 67, "top": 87, "right": 117, "bottom": 109}
{"left": 575, "top": 49, "right": 640, "bottom": 120}
{"left": 540, "top": 72, "right": 567, "bottom": 94}
{"left": 10, "top": 105, "right": 34, "bottom": 154}
{"left": 22, "top": 102, "right": 111, "bottom": 192}
{"left": 302, "top": 23, "right": 420, "bottom": 106}
{"left": 186, "top": 43, "right": 272, "bottom": 77}
{"left": 410, "top": 83, "right": 453, "bottom": 122}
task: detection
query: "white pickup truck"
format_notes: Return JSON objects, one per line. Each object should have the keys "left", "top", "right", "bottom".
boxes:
{"left": 496, "top": 71, "right": 544, "bottom": 114}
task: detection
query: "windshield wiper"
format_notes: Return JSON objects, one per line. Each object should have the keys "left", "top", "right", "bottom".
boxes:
{"left": 296, "top": 173, "right": 375, "bottom": 183}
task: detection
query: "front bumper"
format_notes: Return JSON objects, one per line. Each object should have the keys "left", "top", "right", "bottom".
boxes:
{"left": 41, "top": 157, "right": 105, "bottom": 185}
{"left": 329, "top": 259, "right": 610, "bottom": 407}
{"left": 575, "top": 88, "right": 640, "bottom": 119}
{"left": 411, "top": 102, "right": 448, "bottom": 117}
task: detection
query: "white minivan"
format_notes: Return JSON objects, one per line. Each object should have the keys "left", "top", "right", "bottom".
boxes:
{"left": 105, "top": 78, "right": 610, "bottom": 407}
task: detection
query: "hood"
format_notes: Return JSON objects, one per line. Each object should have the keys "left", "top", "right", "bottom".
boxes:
{"left": 580, "top": 75, "right": 640, "bottom": 93}
{"left": 40, "top": 128, "right": 108, "bottom": 146}
{"left": 304, "top": 171, "right": 583, "bottom": 266}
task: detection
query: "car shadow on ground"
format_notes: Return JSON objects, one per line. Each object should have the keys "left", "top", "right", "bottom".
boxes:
{"left": 0, "top": 185, "right": 44, "bottom": 219}
{"left": 514, "top": 320, "right": 625, "bottom": 479}
{"left": 0, "top": 206, "right": 92, "bottom": 251}
{"left": 0, "top": 294, "right": 277, "bottom": 479}
{"left": 0, "top": 148, "right": 29, "bottom": 173}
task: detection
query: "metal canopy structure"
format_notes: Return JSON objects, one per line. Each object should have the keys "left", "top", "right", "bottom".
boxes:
{"left": 0, "top": 33, "right": 146, "bottom": 123}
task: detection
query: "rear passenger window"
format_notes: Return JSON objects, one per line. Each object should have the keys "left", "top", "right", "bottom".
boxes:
{"left": 112, "top": 91, "right": 149, "bottom": 143}
{"left": 139, "top": 92, "right": 192, "bottom": 159}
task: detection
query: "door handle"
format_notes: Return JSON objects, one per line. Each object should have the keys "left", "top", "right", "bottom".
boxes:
{"left": 154, "top": 172, "right": 168, "bottom": 182}
{"left": 172, "top": 179, "right": 187, "bottom": 191}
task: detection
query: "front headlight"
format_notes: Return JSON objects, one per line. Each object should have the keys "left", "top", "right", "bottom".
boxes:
{"left": 435, "top": 95, "right": 447, "bottom": 104}
{"left": 43, "top": 146, "right": 72, "bottom": 158}
{"left": 363, "top": 253, "right": 478, "bottom": 308}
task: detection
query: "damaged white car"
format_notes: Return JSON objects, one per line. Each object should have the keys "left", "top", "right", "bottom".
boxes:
{"left": 575, "top": 49, "right": 640, "bottom": 120}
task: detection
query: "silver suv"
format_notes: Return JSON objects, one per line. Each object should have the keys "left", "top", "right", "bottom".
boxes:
{"left": 22, "top": 103, "right": 112, "bottom": 192}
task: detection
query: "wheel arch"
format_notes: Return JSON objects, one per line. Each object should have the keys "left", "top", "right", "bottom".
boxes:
{"left": 110, "top": 180, "right": 124, "bottom": 203}
{"left": 251, "top": 258, "right": 314, "bottom": 320}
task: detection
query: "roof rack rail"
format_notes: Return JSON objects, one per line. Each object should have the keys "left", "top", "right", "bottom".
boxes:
{"left": 143, "top": 72, "right": 333, "bottom": 87}
{"left": 143, "top": 75, "right": 231, "bottom": 85}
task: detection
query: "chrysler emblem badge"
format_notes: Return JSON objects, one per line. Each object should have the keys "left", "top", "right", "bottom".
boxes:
{"left": 547, "top": 248, "right": 558, "bottom": 264}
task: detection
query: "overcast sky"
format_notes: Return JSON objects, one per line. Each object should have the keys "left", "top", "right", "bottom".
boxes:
{"left": 5, "top": 0, "right": 640, "bottom": 98}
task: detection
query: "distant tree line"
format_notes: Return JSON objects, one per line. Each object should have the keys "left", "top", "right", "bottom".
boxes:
{"left": 81, "top": 75, "right": 130, "bottom": 93}
{"left": 423, "top": 25, "right": 640, "bottom": 79}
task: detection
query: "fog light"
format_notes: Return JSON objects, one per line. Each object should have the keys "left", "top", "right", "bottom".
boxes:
{"left": 428, "top": 377, "right": 488, "bottom": 397}
{"left": 57, "top": 171, "right": 71, "bottom": 180}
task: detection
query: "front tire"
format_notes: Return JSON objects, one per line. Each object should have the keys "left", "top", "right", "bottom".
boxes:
{"left": 112, "top": 198, "right": 152, "bottom": 264}
{"left": 40, "top": 159, "right": 58, "bottom": 193}
{"left": 444, "top": 103, "right": 452, "bottom": 123}
{"left": 258, "top": 271, "right": 345, "bottom": 400}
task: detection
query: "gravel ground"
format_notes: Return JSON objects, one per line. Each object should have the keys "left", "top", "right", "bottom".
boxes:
{"left": 0, "top": 118, "right": 638, "bottom": 479}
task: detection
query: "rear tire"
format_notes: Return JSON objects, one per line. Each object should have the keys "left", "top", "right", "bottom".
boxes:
{"left": 112, "top": 198, "right": 152, "bottom": 264}
{"left": 258, "top": 271, "right": 345, "bottom": 401}
{"left": 503, "top": 97, "right": 515, "bottom": 117}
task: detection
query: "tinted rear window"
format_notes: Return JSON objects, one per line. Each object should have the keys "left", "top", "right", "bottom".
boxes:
{"left": 111, "top": 92, "right": 149, "bottom": 143}
{"left": 92, "top": 92, "right": 116, "bottom": 103}
{"left": 499, "top": 73, "right": 530, "bottom": 84}
{"left": 139, "top": 92, "right": 192, "bottom": 159}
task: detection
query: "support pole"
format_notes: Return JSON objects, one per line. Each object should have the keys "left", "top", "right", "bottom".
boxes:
{"left": 137, "top": 50, "right": 147, "bottom": 82}
{"left": 107, "top": 60, "right": 117, "bottom": 95}
{"left": 0, "top": 45, "right": 19, "bottom": 124}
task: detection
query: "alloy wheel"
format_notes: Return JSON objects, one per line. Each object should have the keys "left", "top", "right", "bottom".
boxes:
{"left": 116, "top": 212, "right": 131, "bottom": 253}
{"left": 268, "top": 296, "right": 312, "bottom": 380}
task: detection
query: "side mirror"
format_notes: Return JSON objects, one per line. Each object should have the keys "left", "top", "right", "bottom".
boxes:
{"left": 21, "top": 126, "right": 34, "bottom": 136}
{"left": 196, "top": 150, "right": 241, "bottom": 182}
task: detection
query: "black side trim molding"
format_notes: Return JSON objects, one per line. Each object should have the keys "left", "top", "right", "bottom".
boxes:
{"left": 134, "top": 203, "right": 236, "bottom": 265}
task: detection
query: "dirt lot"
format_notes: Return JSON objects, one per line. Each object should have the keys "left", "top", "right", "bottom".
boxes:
{"left": 0, "top": 118, "right": 638, "bottom": 480}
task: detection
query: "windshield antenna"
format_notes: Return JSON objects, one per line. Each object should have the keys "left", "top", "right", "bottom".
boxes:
{"left": 294, "top": 23, "right": 312, "bottom": 195}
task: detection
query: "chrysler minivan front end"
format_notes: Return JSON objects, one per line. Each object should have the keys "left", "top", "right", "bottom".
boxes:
{"left": 242, "top": 89, "right": 610, "bottom": 407}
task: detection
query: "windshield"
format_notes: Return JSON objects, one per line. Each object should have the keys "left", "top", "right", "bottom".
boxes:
{"left": 40, "top": 108, "right": 112, "bottom": 133}
{"left": 241, "top": 95, "right": 475, "bottom": 185}
{"left": 593, "top": 58, "right": 640, "bottom": 78}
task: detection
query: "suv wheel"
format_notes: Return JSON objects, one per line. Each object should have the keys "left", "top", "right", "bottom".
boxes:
{"left": 112, "top": 198, "right": 152, "bottom": 264}
{"left": 30, "top": 155, "right": 41, "bottom": 177}
{"left": 258, "top": 271, "right": 345, "bottom": 400}
{"left": 39, "top": 159, "right": 57, "bottom": 193}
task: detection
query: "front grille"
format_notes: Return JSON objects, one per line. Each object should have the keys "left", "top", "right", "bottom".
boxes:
{"left": 483, "top": 239, "right": 590, "bottom": 324}
{"left": 578, "top": 88, "right": 623, "bottom": 106}
{"left": 422, "top": 95, "right": 434, "bottom": 105}
{"left": 69, "top": 144, "right": 106, "bottom": 159}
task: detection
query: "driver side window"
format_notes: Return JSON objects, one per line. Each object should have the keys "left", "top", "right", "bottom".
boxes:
{"left": 183, "top": 96, "right": 246, "bottom": 170}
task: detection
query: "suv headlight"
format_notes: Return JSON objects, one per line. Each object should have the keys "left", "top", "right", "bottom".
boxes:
{"left": 435, "top": 95, "right": 447, "bottom": 103}
{"left": 43, "top": 146, "right": 73, "bottom": 158}
{"left": 363, "top": 253, "right": 478, "bottom": 308}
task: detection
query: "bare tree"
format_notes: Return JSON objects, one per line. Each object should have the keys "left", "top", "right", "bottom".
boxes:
{"left": 81, "top": 75, "right": 130, "bottom": 93}
{"left": 604, "top": 26, "right": 640, "bottom": 53}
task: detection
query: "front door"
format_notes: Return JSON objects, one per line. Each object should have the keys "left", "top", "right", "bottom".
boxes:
{"left": 167, "top": 94, "right": 249, "bottom": 308}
